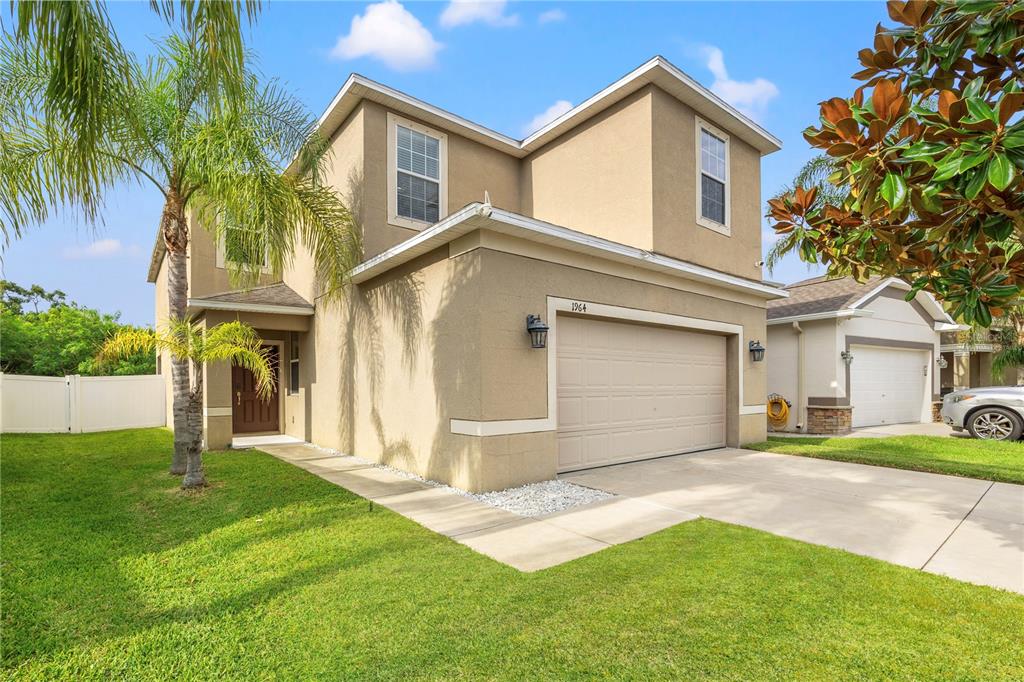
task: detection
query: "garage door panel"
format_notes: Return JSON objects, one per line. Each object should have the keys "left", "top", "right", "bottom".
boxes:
{"left": 557, "top": 316, "right": 727, "bottom": 472}
{"left": 850, "top": 345, "right": 928, "bottom": 428}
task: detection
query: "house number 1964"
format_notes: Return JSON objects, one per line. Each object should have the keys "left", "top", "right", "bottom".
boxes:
{"left": 571, "top": 301, "right": 588, "bottom": 313}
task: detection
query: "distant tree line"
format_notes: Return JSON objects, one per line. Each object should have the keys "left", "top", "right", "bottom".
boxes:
{"left": 1, "top": 280, "right": 156, "bottom": 377}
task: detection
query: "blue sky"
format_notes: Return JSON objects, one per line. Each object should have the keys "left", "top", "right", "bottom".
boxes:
{"left": 2, "top": 1, "right": 888, "bottom": 325}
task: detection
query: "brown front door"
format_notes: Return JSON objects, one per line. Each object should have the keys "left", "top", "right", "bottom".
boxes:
{"left": 232, "top": 345, "right": 280, "bottom": 434}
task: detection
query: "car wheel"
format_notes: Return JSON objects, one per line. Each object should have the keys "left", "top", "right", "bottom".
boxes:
{"left": 967, "top": 408, "right": 1024, "bottom": 441}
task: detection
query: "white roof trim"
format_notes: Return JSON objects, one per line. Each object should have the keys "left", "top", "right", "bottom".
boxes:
{"left": 318, "top": 74, "right": 520, "bottom": 149}
{"left": 767, "top": 309, "right": 874, "bottom": 325}
{"left": 188, "top": 299, "right": 315, "bottom": 316}
{"left": 849, "top": 276, "right": 956, "bottom": 325}
{"left": 941, "top": 343, "right": 993, "bottom": 353}
{"left": 522, "top": 56, "right": 781, "bottom": 154}
{"left": 350, "top": 203, "right": 788, "bottom": 300}
{"left": 310, "top": 56, "right": 781, "bottom": 161}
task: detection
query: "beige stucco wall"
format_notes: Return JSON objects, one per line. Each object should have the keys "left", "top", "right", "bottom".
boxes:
{"left": 301, "top": 247, "right": 487, "bottom": 489}
{"left": 474, "top": 246, "right": 767, "bottom": 450}
{"left": 299, "top": 229, "right": 769, "bottom": 492}
{"left": 153, "top": 257, "right": 174, "bottom": 429}
{"left": 520, "top": 88, "right": 655, "bottom": 250}
{"left": 766, "top": 323, "right": 799, "bottom": 430}
{"left": 186, "top": 216, "right": 278, "bottom": 299}
{"left": 651, "top": 88, "right": 763, "bottom": 280}
{"left": 358, "top": 101, "right": 522, "bottom": 260}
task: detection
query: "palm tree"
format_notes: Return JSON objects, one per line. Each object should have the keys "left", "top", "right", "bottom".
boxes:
{"left": 4, "top": 1, "right": 259, "bottom": 246}
{"left": 1, "top": 29, "right": 360, "bottom": 480}
{"left": 764, "top": 154, "right": 847, "bottom": 274}
{"left": 100, "top": 320, "right": 275, "bottom": 488}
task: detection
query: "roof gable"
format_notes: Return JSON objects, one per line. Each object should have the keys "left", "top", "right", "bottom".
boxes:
{"left": 311, "top": 56, "right": 782, "bottom": 163}
{"left": 767, "top": 275, "right": 957, "bottom": 327}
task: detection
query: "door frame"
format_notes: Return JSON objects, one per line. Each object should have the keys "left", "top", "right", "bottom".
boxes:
{"left": 231, "top": 339, "right": 285, "bottom": 436}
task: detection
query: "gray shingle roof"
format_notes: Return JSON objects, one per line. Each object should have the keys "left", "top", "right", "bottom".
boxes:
{"left": 193, "top": 283, "right": 313, "bottom": 310}
{"left": 766, "top": 276, "right": 882, "bottom": 320}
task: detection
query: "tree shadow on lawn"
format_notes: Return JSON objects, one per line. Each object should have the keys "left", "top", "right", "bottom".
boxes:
{"left": 0, "top": 432, "right": 464, "bottom": 667}
{"left": 5, "top": 431, "right": 1024, "bottom": 678}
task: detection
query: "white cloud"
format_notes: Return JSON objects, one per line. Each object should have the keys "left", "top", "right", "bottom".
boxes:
{"left": 330, "top": 1, "right": 442, "bottom": 72}
{"left": 522, "top": 99, "right": 574, "bottom": 136}
{"left": 440, "top": 0, "right": 519, "bottom": 29}
{"left": 62, "top": 238, "right": 139, "bottom": 260}
{"left": 699, "top": 45, "right": 779, "bottom": 122}
{"left": 538, "top": 8, "right": 566, "bottom": 24}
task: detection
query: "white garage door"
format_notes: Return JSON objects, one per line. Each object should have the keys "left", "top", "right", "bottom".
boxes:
{"left": 556, "top": 316, "right": 727, "bottom": 472}
{"left": 850, "top": 345, "right": 928, "bottom": 428}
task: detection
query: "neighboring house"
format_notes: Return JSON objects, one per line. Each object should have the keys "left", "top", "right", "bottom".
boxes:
{"left": 766, "top": 276, "right": 960, "bottom": 434}
{"left": 148, "top": 56, "right": 787, "bottom": 492}
{"left": 939, "top": 328, "right": 1023, "bottom": 394}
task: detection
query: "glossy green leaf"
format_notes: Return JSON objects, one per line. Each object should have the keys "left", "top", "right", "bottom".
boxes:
{"left": 1002, "top": 131, "right": 1024, "bottom": 148}
{"left": 987, "top": 153, "right": 1014, "bottom": 190}
{"left": 880, "top": 172, "right": 908, "bottom": 209}
{"left": 964, "top": 167, "right": 987, "bottom": 199}
{"left": 965, "top": 97, "right": 997, "bottom": 123}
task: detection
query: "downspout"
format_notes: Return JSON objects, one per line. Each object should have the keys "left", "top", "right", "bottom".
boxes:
{"left": 793, "top": 321, "right": 805, "bottom": 431}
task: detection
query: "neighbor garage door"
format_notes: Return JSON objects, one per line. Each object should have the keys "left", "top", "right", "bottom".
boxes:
{"left": 556, "top": 315, "right": 727, "bottom": 472}
{"left": 850, "top": 345, "right": 928, "bottom": 428}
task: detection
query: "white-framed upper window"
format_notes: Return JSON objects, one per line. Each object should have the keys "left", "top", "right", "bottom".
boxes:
{"left": 695, "top": 118, "right": 730, "bottom": 235}
{"left": 215, "top": 225, "right": 272, "bottom": 273}
{"left": 387, "top": 112, "right": 448, "bottom": 230}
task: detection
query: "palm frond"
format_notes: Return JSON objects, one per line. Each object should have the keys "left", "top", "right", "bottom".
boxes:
{"left": 98, "top": 328, "right": 157, "bottom": 363}
{"left": 992, "top": 344, "right": 1024, "bottom": 378}
{"left": 183, "top": 76, "right": 361, "bottom": 299}
{"left": 148, "top": 0, "right": 261, "bottom": 111}
{"left": 200, "top": 321, "right": 274, "bottom": 399}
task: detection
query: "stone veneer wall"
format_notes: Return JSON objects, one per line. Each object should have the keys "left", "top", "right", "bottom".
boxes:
{"left": 931, "top": 401, "right": 943, "bottom": 423}
{"left": 806, "top": 405, "right": 852, "bottom": 435}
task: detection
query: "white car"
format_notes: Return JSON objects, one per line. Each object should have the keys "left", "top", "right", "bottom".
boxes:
{"left": 941, "top": 386, "right": 1024, "bottom": 441}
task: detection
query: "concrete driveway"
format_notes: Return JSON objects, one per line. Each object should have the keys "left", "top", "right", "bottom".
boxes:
{"left": 563, "top": 449, "right": 1024, "bottom": 594}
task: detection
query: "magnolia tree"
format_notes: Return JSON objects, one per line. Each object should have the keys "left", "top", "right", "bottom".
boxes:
{"left": 768, "top": 0, "right": 1024, "bottom": 326}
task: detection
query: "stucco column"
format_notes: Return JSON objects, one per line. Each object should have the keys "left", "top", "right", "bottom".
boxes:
{"left": 953, "top": 351, "right": 971, "bottom": 391}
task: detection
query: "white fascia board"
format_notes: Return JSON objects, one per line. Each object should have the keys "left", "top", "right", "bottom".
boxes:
{"left": 848, "top": 276, "right": 957, "bottom": 325}
{"left": 349, "top": 204, "right": 789, "bottom": 300}
{"left": 310, "top": 57, "right": 782, "bottom": 161}
{"left": 187, "top": 299, "right": 315, "bottom": 316}
{"left": 766, "top": 309, "right": 874, "bottom": 325}
{"left": 847, "top": 277, "right": 908, "bottom": 310}
{"left": 935, "top": 322, "right": 967, "bottom": 332}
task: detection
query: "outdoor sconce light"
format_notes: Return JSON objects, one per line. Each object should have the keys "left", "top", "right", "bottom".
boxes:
{"left": 937, "top": 356, "right": 949, "bottom": 369}
{"left": 526, "top": 314, "right": 549, "bottom": 349}
{"left": 841, "top": 350, "right": 854, "bottom": 366}
{"left": 748, "top": 340, "right": 766, "bottom": 362}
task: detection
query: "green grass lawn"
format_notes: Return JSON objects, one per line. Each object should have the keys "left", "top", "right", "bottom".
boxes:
{"left": 3, "top": 429, "right": 1023, "bottom": 680}
{"left": 748, "top": 435, "right": 1024, "bottom": 484}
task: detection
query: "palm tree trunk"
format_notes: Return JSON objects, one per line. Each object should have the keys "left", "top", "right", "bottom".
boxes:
{"left": 181, "top": 362, "right": 207, "bottom": 489}
{"left": 162, "top": 189, "right": 190, "bottom": 476}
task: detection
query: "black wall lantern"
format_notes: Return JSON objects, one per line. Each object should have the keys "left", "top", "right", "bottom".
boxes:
{"left": 748, "top": 340, "right": 766, "bottom": 362}
{"left": 526, "top": 314, "right": 549, "bottom": 349}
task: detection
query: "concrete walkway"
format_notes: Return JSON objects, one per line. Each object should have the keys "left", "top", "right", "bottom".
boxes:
{"left": 261, "top": 443, "right": 696, "bottom": 572}
{"left": 262, "top": 443, "right": 1023, "bottom": 593}
{"left": 564, "top": 449, "right": 1023, "bottom": 593}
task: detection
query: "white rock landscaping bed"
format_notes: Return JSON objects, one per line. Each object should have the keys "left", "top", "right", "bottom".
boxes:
{"left": 313, "top": 445, "right": 613, "bottom": 517}
{"left": 471, "top": 480, "right": 613, "bottom": 517}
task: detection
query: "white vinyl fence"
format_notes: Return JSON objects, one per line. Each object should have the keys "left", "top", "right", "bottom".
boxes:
{"left": 0, "top": 373, "right": 166, "bottom": 433}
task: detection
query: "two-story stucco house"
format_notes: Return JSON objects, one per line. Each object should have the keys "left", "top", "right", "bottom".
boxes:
{"left": 148, "top": 56, "right": 787, "bottom": 492}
